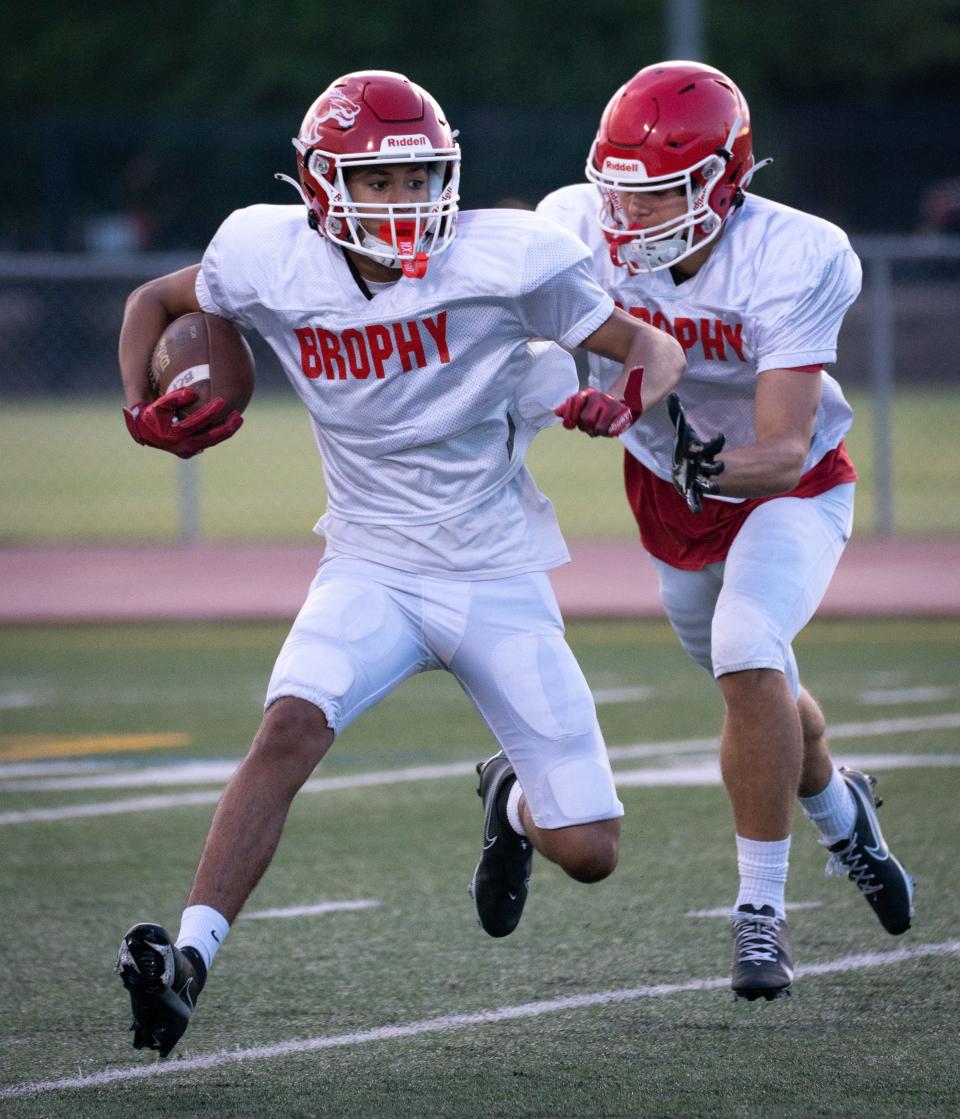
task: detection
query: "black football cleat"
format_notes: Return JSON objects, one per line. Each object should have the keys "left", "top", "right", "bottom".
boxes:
{"left": 824, "top": 767, "right": 916, "bottom": 935}
{"left": 468, "top": 752, "right": 533, "bottom": 938}
{"left": 730, "top": 904, "right": 794, "bottom": 1002}
{"left": 115, "top": 923, "right": 206, "bottom": 1057}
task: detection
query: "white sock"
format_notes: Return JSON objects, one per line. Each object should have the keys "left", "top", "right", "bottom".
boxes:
{"left": 799, "top": 766, "right": 857, "bottom": 846}
{"left": 735, "top": 835, "right": 791, "bottom": 918}
{"left": 505, "top": 779, "right": 527, "bottom": 838}
{"left": 176, "top": 904, "right": 230, "bottom": 971}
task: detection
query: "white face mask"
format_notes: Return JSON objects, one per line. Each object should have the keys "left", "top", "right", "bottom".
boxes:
{"left": 587, "top": 142, "right": 728, "bottom": 273}
{"left": 279, "top": 141, "right": 461, "bottom": 278}
{"left": 585, "top": 118, "right": 769, "bottom": 274}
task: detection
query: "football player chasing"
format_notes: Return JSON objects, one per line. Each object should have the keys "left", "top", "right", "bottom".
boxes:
{"left": 114, "top": 70, "right": 685, "bottom": 1057}
{"left": 540, "top": 61, "right": 915, "bottom": 1002}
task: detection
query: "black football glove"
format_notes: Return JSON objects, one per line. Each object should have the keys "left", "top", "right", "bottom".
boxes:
{"left": 667, "top": 393, "right": 725, "bottom": 514}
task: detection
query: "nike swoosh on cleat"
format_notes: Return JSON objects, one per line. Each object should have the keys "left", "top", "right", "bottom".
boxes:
{"left": 174, "top": 978, "right": 195, "bottom": 1009}
{"left": 851, "top": 786, "right": 890, "bottom": 861}
{"left": 483, "top": 833, "right": 498, "bottom": 850}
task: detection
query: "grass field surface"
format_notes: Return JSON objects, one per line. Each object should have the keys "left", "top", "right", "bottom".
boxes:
{"left": 2, "top": 617, "right": 958, "bottom": 1116}
{"left": 1, "top": 388, "right": 958, "bottom": 544}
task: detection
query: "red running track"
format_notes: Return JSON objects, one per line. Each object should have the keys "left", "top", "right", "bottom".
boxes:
{"left": 1, "top": 536, "right": 959, "bottom": 624}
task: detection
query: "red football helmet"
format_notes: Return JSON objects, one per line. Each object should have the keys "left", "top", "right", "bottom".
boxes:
{"left": 277, "top": 70, "right": 461, "bottom": 278}
{"left": 586, "top": 61, "right": 767, "bottom": 273}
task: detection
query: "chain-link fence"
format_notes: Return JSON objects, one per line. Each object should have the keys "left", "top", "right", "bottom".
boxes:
{"left": 2, "top": 238, "right": 959, "bottom": 544}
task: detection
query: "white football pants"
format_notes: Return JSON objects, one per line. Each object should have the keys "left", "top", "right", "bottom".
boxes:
{"left": 652, "top": 484, "right": 855, "bottom": 699}
{"left": 266, "top": 556, "right": 624, "bottom": 830}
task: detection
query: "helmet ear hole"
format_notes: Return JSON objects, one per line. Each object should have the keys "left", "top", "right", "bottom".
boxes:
{"left": 699, "top": 156, "right": 724, "bottom": 184}
{"left": 307, "top": 151, "right": 331, "bottom": 178}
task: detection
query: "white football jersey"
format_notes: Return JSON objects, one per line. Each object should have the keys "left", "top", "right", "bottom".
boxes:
{"left": 197, "top": 205, "right": 613, "bottom": 575}
{"left": 538, "top": 185, "right": 862, "bottom": 490}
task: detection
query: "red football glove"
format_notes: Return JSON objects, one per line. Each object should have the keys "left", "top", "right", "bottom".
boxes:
{"left": 123, "top": 388, "right": 244, "bottom": 459}
{"left": 554, "top": 388, "right": 637, "bottom": 438}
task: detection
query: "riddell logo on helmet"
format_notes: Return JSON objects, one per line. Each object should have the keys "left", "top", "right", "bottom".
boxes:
{"left": 381, "top": 134, "right": 431, "bottom": 151}
{"left": 603, "top": 158, "right": 649, "bottom": 177}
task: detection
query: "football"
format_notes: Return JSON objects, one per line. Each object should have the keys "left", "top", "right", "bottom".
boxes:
{"left": 149, "top": 312, "right": 255, "bottom": 418}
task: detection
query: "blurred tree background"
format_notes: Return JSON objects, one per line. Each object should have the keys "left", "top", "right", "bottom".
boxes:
{"left": 3, "top": 0, "right": 960, "bottom": 250}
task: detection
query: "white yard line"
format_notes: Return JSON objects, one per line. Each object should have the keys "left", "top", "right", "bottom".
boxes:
{"left": 1, "top": 761, "right": 246, "bottom": 791}
{"left": 614, "top": 753, "right": 960, "bottom": 788}
{"left": 1, "top": 746, "right": 725, "bottom": 799}
{"left": 0, "top": 740, "right": 714, "bottom": 793}
{"left": 592, "top": 686, "right": 655, "bottom": 704}
{"left": 3, "top": 712, "right": 960, "bottom": 824}
{"left": 2, "top": 938, "right": 957, "bottom": 1101}
{"left": 240, "top": 900, "right": 380, "bottom": 920}
{"left": 858, "top": 686, "right": 955, "bottom": 705}
{"left": 0, "top": 760, "right": 119, "bottom": 780}
{"left": 608, "top": 736, "right": 719, "bottom": 760}
{"left": 685, "top": 901, "right": 824, "bottom": 918}
{"left": 0, "top": 790, "right": 227, "bottom": 824}
{"left": 0, "top": 681, "right": 642, "bottom": 714}
{"left": 828, "top": 712, "right": 960, "bottom": 737}
{"left": 0, "top": 692, "right": 44, "bottom": 709}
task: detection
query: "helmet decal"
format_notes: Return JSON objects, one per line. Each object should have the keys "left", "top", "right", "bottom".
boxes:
{"left": 307, "top": 92, "right": 362, "bottom": 136}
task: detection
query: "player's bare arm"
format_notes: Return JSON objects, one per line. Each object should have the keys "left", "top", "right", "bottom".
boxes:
{"left": 711, "top": 368, "right": 823, "bottom": 497}
{"left": 119, "top": 264, "right": 243, "bottom": 458}
{"left": 119, "top": 265, "right": 203, "bottom": 405}
{"left": 555, "top": 307, "right": 685, "bottom": 436}
{"left": 584, "top": 307, "right": 686, "bottom": 408}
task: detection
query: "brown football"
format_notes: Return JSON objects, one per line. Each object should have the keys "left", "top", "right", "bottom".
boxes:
{"left": 149, "top": 312, "right": 255, "bottom": 419}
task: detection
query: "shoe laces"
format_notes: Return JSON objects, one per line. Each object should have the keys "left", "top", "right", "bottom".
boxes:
{"left": 824, "top": 831, "right": 883, "bottom": 895}
{"left": 731, "top": 911, "right": 782, "bottom": 964}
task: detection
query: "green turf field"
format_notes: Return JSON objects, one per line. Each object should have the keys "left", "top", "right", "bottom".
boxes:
{"left": 1, "top": 618, "right": 958, "bottom": 1117}
{"left": 1, "top": 388, "right": 957, "bottom": 543}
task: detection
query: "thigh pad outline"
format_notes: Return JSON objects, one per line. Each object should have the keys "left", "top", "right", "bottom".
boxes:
{"left": 490, "top": 631, "right": 598, "bottom": 741}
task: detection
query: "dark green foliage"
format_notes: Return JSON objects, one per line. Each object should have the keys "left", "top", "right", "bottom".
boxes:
{"left": 4, "top": 0, "right": 960, "bottom": 114}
